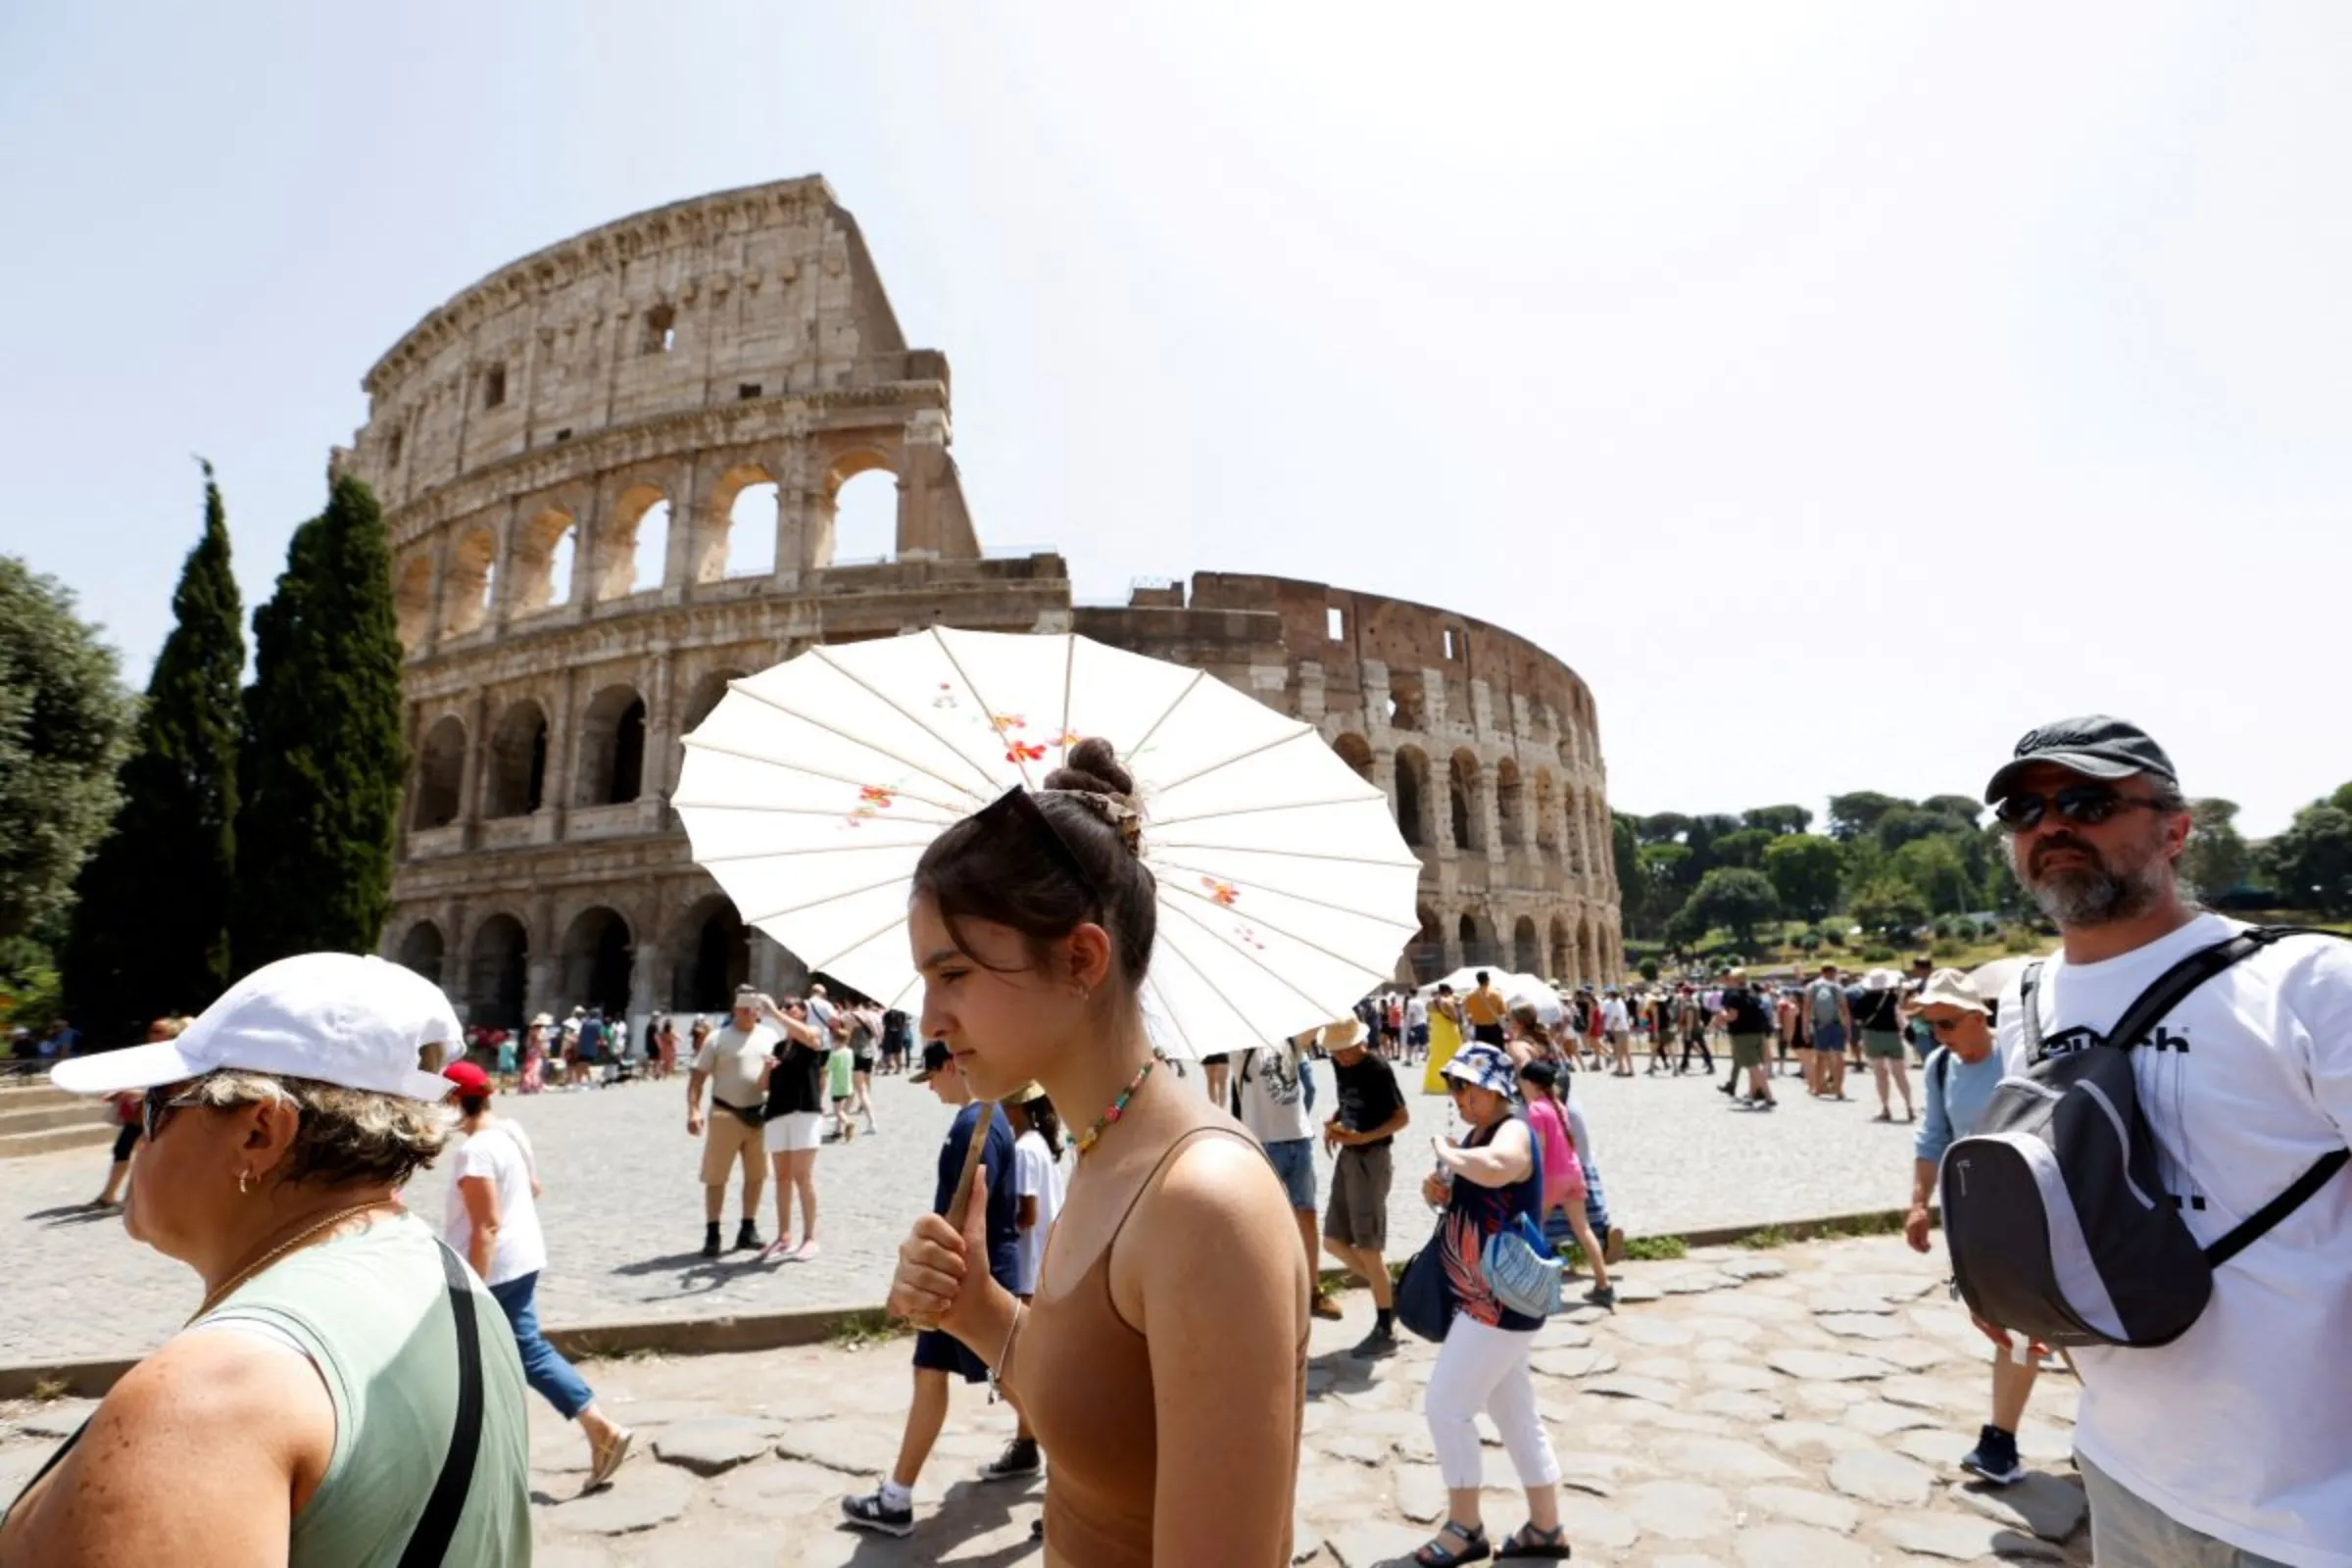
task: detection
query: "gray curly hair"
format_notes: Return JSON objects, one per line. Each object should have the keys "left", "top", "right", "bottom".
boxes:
{"left": 182, "top": 1071, "right": 449, "bottom": 1188}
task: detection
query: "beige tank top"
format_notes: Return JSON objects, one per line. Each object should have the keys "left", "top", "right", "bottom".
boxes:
{"left": 1013, "top": 1124, "right": 1307, "bottom": 1566}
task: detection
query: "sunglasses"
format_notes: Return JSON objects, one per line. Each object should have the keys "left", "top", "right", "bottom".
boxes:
{"left": 142, "top": 1083, "right": 204, "bottom": 1141}
{"left": 1925, "top": 1014, "right": 1976, "bottom": 1035}
{"left": 972, "top": 786, "right": 1101, "bottom": 897}
{"left": 1992, "top": 783, "right": 2170, "bottom": 833}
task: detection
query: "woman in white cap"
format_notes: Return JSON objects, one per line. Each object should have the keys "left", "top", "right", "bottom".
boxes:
{"left": 1, "top": 953, "right": 533, "bottom": 1566}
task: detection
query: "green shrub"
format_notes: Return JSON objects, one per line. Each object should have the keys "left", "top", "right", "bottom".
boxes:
{"left": 1860, "top": 945, "right": 1896, "bottom": 962}
{"left": 1931, "top": 936, "right": 1967, "bottom": 958}
{"left": 1622, "top": 1235, "right": 1688, "bottom": 1261}
{"left": 1739, "top": 1226, "right": 1788, "bottom": 1250}
{"left": 2003, "top": 926, "right": 2041, "bottom": 954}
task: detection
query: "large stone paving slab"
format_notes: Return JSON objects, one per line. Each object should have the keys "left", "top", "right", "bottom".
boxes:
{"left": 0, "top": 1234, "right": 2094, "bottom": 1562}
{"left": 4, "top": 1057, "right": 1958, "bottom": 1364}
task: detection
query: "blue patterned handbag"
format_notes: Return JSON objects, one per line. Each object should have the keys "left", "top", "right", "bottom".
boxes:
{"left": 1480, "top": 1131, "right": 1561, "bottom": 1319}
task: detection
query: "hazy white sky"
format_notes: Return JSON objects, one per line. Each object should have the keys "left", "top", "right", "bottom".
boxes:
{"left": 3, "top": 3, "right": 2344, "bottom": 833}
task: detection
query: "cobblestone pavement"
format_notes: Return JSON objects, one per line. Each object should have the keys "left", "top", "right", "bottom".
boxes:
{"left": 0, "top": 1234, "right": 2094, "bottom": 1565}
{"left": 3, "top": 1052, "right": 1934, "bottom": 1365}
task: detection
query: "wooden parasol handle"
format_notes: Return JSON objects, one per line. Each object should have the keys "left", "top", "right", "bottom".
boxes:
{"left": 948, "top": 1102, "right": 997, "bottom": 1233}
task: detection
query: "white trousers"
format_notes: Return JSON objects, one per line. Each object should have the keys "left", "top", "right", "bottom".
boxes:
{"left": 1423, "top": 1313, "right": 1561, "bottom": 1492}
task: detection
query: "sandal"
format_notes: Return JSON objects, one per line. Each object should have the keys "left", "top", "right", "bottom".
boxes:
{"left": 585, "top": 1427, "right": 634, "bottom": 1492}
{"left": 1415, "top": 1519, "right": 1491, "bottom": 1565}
{"left": 1499, "top": 1520, "right": 1571, "bottom": 1558}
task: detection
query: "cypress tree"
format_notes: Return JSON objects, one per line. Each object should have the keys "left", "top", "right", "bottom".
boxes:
{"left": 231, "top": 474, "right": 407, "bottom": 973}
{"left": 65, "top": 463, "right": 246, "bottom": 1040}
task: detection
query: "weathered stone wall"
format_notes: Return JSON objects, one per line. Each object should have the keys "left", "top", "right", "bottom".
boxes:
{"left": 355, "top": 179, "right": 1619, "bottom": 1027}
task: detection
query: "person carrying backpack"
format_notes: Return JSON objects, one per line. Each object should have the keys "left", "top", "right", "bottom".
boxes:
{"left": 1945, "top": 716, "right": 2352, "bottom": 1567}
{"left": 1902, "top": 965, "right": 2045, "bottom": 1488}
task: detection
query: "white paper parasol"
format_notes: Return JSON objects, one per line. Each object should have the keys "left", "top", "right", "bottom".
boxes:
{"left": 670, "top": 627, "right": 1423, "bottom": 1058}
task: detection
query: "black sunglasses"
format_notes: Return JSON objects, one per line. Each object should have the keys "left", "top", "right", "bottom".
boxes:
{"left": 972, "top": 786, "right": 1101, "bottom": 897}
{"left": 1992, "top": 783, "right": 2171, "bottom": 833}
{"left": 142, "top": 1083, "right": 202, "bottom": 1141}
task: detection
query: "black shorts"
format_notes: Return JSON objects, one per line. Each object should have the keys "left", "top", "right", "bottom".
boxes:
{"left": 852, "top": 1055, "right": 874, "bottom": 1075}
{"left": 912, "top": 1328, "right": 989, "bottom": 1384}
{"left": 1472, "top": 1022, "right": 1506, "bottom": 1047}
{"left": 112, "top": 1123, "right": 139, "bottom": 1162}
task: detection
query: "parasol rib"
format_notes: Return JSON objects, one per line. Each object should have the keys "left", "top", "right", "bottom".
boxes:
{"left": 808, "top": 641, "right": 1011, "bottom": 796}
{"left": 1148, "top": 853, "right": 1422, "bottom": 933}
{"left": 933, "top": 630, "right": 1044, "bottom": 792}
{"left": 668, "top": 799, "right": 964, "bottom": 827}
{"left": 1156, "top": 878, "right": 1405, "bottom": 994}
{"left": 744, "top": 870, "right": 926, "bottom": 927}
{"left": 716, "top": 676, "right": 991, "bottom": 808}
{"left": 1147, "top": 838, "right": 1425, "bottom": 870}
{"left": 678, "top": 736, "right": 973, "bottom": 816}
{"left": 1146, "top": 721, "right": 1328, "bottom": 798}
{"left": 1146, "top": 793, "right": 1401, "bottom": 831}
{"left": 694, "top": 836, "right": 941, "bottom": 867}
{"left": 1154, "top": 894, "right": 1371, "bottom": 1021}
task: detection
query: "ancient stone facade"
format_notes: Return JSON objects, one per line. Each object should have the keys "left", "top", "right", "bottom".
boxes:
{"left": 342, "top": 176, "right": 1621, "bottom": 1027}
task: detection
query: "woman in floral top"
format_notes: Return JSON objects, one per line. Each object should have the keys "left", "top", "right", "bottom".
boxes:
{"left": 1412, "top": 1045, "right": 1568, "bottom": 1564}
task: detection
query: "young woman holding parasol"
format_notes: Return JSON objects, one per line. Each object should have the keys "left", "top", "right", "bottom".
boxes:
{"left": 884, "top": 740, "right": 1310, "bottom": 1566}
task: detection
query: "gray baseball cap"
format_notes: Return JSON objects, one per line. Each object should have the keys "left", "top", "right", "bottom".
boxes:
{"left": 1984, "top": 715, "right": 2177, "bottom": 804}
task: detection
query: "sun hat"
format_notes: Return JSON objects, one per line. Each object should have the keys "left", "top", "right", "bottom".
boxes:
{"left": 1442, "top": 1043, "right": 1518, "bottom": 1099}
{"left": 1320, "top": 1017, "right": 1368, "bottom": 1053}
{"left": 909, "top": 1040, "right": 954, "bottom": 1084}
{"left": 442, "top": 1060, "right": 494, "bottom": 1097}
{"left": 530, "top": 1011, "right": 555, "bottom": 1028}
{"left": 1863, "top": 967, "right": 1902, "bottom": 992}
{"left": 51, "top": 953, "right": 461, "bottom": 1102}
{"left": 1912, "top": 968, "right": 1990, "bottom": 1015}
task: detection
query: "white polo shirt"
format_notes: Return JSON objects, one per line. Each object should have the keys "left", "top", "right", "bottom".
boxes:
{"left": 1996, "top": 914, "right": 2352, "bottom": 1568}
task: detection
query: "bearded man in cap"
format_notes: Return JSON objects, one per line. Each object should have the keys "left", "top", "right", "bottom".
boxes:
{"left": 1980, "top": 715, "right": 2352, "bottom": 1567}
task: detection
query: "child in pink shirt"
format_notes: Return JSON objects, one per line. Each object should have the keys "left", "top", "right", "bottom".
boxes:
{"left": 1519, "top": 1059, "right": 1614, "bottom": 1306}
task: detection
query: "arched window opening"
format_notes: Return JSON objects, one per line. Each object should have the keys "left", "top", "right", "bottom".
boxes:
{"left": 1496, "top": 758, "right": 1525, "bottom": 849}
{"left": 397, "top": 921, "right": 446, "bottom": 987}
{"left": 1388, "top": 673, "right": 1426, "bottom": 731}
{"left": 1412, "top": 905, "right": 1444, "bottom": 984}
{"left": 1331, "top": 732, "right": 1375, "bottom": 786}
{"left": 561, "top": 907, "right": 633, "bottom": 1020}
{"left": 486, "top": 702, "right": 549, "bottom": 818}
{"left": 1548, "top": 917, "right": 1572, "bottom": 984}
{"left": 413, "top": 716, "right": 466, "bottom": 830}
{"left": 642, "top": 304, "right": 677, "bottom": 356}
{"left": 1394, "top": 747, "right": 1429, "bottom": 848}
{"left": 597, "top": 486, "right": 668, "bottom": 602}
{"left": 630, "top": 500, "right": 670, "bottom": 594}
{"left": 670, "top": 897, "right": 750, "bottom": 1013}
{"left": 1449, "top": 751, "right": 1483, "bottom": 853}
{"left": 725, "top": 482, "right": 778, "bottom": 578}
{"left": 466, "top": 914, "right": 529, "bottom": 1030}
{"left": 395, "top": 554, "right": 433, "bottom": 652}
{"left": 444, "top": 527, "right": 497, "bottom": 636}
{"left": 1534, "top": 769, "right": 1558, "bottom": 856}
{"left": 1513, "top": 917, "right": 1541, "bottom": 976}
{"left": 577, "top": 686, "right": 648, "bottom": 807}
{"left": 827, "top": 467, "right": 897, "bottom": 566}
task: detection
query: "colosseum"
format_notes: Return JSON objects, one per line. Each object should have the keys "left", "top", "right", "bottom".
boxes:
{"left": 338, "top": 175, "right": 1622, "bottom": 1028}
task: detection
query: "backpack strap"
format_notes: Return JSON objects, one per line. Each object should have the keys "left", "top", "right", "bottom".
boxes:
{"left": 2019, "top": 963, "right": 2045, "bottom": 1057}
{"left": 2205, "top": 1149, "right": 2351, "bottom": 1267}
{"left": 2105, "top": 928, "right": 2296, "bottom": 1058}
{"left": 397, "top": 1242, "right": 486, "bottom": 1568}
{"left": 1930, "top": 1045, "right": 1952, "bottom": 1105}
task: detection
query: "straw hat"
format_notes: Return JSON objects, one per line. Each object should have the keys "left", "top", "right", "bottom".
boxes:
{"left": 1320, "top": 1017, "right": 1368, "bottom": 1053}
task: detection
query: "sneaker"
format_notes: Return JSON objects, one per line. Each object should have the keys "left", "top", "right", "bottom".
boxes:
{"left": 980, "top": 1438, "right": 1042, "bottom": 1483}
{"left": 1754, "top": 1099, "right": 1777, "bottom": 1111}
{"left": 1351, "top": 1322, "right": 1398, "bottom": 1358}
{"left": 733, "top": 1219, "right": 763, "bottom": 1252}
{"left": 1959, "top": 1424, "right": 2026, "bottom": 1486}
{"left": 841, "top": 1489, "right": 914, "bottom": 1537}
{"left": 701, "top": 1224, "right": 722, "bottom": 1259}
{"left": 1311, "top": 1293, "right": 1345, "bottom": 1321}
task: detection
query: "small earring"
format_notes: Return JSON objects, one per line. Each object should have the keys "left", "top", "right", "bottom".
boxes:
{"left": 237, "top": 1170, "right": 252, "bottom": 1197}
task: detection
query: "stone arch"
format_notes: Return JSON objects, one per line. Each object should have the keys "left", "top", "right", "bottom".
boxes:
{"left": 412, "top": 715, "right": 466, "bottom": 830}
{"left": 485, "top": 699, "right": 550, "bottom": 818}
{"left": 576, "top": 684, "right": 648, "bottom": 806}
{"left": 1562, "top": 785, "right": 1587, "bottom": 877}
{"left": 1331, "top": 731, "right": 1374, "bottom": 786}
{"left": 1393, "top": 745, "right": 1431, "bottom": 848}
{"left": 1448, "top": 749, "right": 1484, "bottom": 853}
{"left": 668, "top": 894, "right": 749, "bottom": 1013}
{"left": 1534, "top": 767, "right": 1558, "bottom": 856}
{"left": 1496, "top": 757, "right": 1525, "bottom": 849}
{"left": 510, "top": 505, "right": 580, "bottom": 614}
{"left": 442, "top": 524, "right": 497, "bottom": 636}
{"left": 466, "top": 912, "right": 529, "bottom": 1029}
{"left": 1577, "top": 916, "right": 1600, "bottom": 985}
{"left": 1548, "top": 915, "right": 1572, "bottom": 984}
{"left": 394, "top": 553, "right": 432, "bottom": 651}
{"left": 817, "top": 450, "right": 898, "bottom": 567}
{"left": 696, "top": 464, "right": 778, "bottom": 582}
{"left": 596, "top": 483, "right": 670, "bottom": 601}
{"left": 1512, "top": 915, "right": 1541, "bottom": 976}
{"left": 395, "top": 919, "right": 446, "bottom": 987}
{"left": 1413, "top": 904, "right": 1444, "bottom": 983}
{"left": 1457, "top": 907, "right": 1498, "bottom": 970}
{"left": 560, "top": 906, "right": 634, "bottom": 1018}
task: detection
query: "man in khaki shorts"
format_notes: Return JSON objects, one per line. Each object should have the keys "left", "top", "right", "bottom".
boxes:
{"left": 687, "top": 986, "right": 776, "bottom": 1258}
{"left": 1320, "top": 1017, "right": 1409, "bottom": 1358}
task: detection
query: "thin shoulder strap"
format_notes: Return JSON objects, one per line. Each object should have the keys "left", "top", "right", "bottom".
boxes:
{"left": 1111, "top": 1125, "right": 1248, "bottom": 1235}
{"left": 397, "top": 1242, "right": 485, "bottom": 1568}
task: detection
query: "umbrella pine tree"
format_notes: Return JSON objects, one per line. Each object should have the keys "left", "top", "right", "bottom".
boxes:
{"left": 65, "top": 463, "right": 246, "bottom": 1040}
{"left": 232, "top": 475, "right": 407, "bottom": 973}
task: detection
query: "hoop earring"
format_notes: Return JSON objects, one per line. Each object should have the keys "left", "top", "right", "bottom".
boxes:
{"left": 237, "top": 1170, "right": 252, "bottom": 1197}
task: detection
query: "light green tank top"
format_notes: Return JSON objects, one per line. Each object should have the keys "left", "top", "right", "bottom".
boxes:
{"left": 202, "top": 1209, "right": 534, "bottom": 1566}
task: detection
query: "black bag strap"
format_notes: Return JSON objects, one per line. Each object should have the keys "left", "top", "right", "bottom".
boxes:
{"left": 398, "top": 1241, "right": 485, "bottom": 1568}
{"left": 2206, "top": 1149, "right": 2351, "bottom": 1267}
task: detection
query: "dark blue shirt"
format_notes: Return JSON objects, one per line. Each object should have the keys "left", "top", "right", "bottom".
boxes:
{"left": 936, "top": 1102, "right": 1021, "bottom": 1290}
{"left": 1436, "top": 1112, "right": 1545, "bottom": 1334}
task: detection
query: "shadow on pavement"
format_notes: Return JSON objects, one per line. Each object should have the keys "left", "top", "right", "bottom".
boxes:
{"left": 610, "top": 1250, "right": 759, "bottom": 1291}
{"left": 1308, "top": 1346, "right": 1385, "bottom": 1397}
{"left": 26, "top": 1203, "right": 121, "bottom": 1228}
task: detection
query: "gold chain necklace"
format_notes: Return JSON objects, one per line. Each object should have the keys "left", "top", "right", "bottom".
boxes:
{"left": 185, "top": 1200, "right": 393, "bottom": 1327}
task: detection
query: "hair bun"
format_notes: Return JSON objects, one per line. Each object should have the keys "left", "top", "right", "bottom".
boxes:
{"left": 1045, "top": 736, "right": 1135, "bottom": 800}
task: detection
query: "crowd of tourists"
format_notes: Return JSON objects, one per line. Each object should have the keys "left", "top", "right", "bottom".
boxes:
{"left": 7, "top": 715, "right": 2348, "bottom": 1568}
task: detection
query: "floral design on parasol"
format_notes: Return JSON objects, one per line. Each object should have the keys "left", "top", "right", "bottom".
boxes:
{"left": 670, "top": 627, "right": 1422, "bottom": 1057}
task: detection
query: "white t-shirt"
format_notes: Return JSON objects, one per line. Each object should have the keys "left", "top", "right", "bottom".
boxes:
{"left": 1406, "top": 996, "right": 1429, "bottom": 1029}
{"left": 1012, "top": 1128, "right": 1066, "bottom": 1298}
{"left": 1232, "top": 1044, "right": 1316, "bottom": 1146}
{"left": 694, "top": 1023, "right": 778, "bottom": 1108}
{"left": 442, "top": 1121, "right": 548, "bottom": 1287}
{"left": 1996, "top": 913, "right": 2352, "bottom": 1568}
{"left": 1601, "top": 999, "right": 1629, "bottom": 1032}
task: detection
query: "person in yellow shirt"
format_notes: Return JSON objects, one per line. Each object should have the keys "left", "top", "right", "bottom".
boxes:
{"left": 1461, "top": 971, "right": 1509, "bottom": 1048}
{"left": 1422, "top": 984, "right": 1465, "bottom": 1095}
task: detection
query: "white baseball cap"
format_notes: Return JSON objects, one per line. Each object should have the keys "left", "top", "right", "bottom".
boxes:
{"left": 52, "top": 953, "right": 461, "bottom": 1102}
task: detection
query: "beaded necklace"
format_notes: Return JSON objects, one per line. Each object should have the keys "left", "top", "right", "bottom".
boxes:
{"left": 1072, "top": 1051, "right": 1161, "bottom": 1156}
